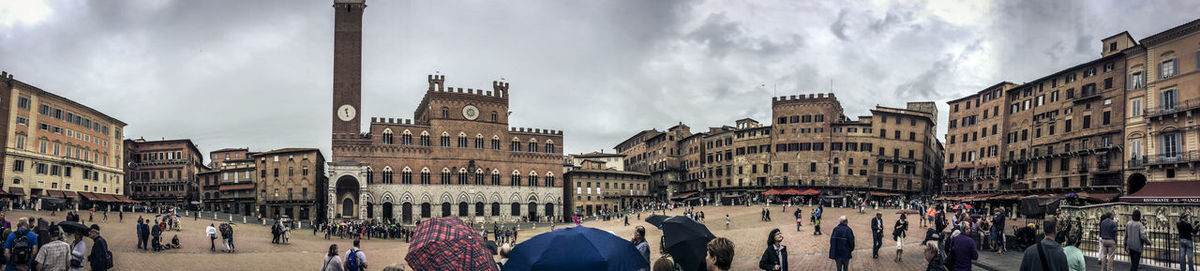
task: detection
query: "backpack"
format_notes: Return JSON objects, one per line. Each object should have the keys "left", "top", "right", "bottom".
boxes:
{"left": 10, "top": 229, "right": 32, "bottom": 265}
{"left": 345, "top": 249, "right": 362, "bottom": 271}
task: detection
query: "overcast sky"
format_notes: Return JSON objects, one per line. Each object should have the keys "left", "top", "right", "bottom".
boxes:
{"left": 1, "top": 0, "right": 1196, "bottom": 163}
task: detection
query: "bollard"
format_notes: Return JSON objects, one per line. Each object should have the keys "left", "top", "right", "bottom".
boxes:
{"left": 243, "top": 217, "right": 246, "bottom": 223}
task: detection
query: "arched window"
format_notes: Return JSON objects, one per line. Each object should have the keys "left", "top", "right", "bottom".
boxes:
{"left": 441, "top": 107, "right": 449, "bottom": 118}
{"left": 420, "top": 167, "right": 431, "bottom": 184}
{"left": 511, "top": 170, "right": 521, "bottom": 187}
{"left": 457, "top": 132, "right": 468, "bottom": 148}
{"left": 401, "top": 167, "right": 413, "bottom": 184}
{"left": 419, "top": 131, "right": 430, "bottom": 146}
{"left": 527, "top": 171, "right": 538, "bottom": 186}
{"left": 528, "top": 142, "right": 538, "bottom": 152}
{"left": 491, "top": 169, "right": 501, "bottom": 185}
{"left": 491, "top": 202, "right": 501, "bottom": 216}
{"left": 382, "top": 167, "right": 394, "bottom": 184}
{"left": 545, "top": 140, "right": 556, "bottom": 153}
{"left": 441, "top": 168, "right": 452, "bottom": 184}
{"left": 401, "top": 130, "right": 413, "bottom": 145}
{"left": 382, "top": 128, "right": 394, "bottom": 144}
{"left": 491, "top": 111, "right": 498, "bottom": 122}
{"left": 511, "top": 202, "right": 521, "bottom": 216}
{"left": 365, "top": 168, "right": 374, "bottom": 184}
{"left": 491, "top": 135, "right": 501, "bottom": 150}
{"left": 457, "top": 168, "right": 468, "bottom": 185}
{"left": 510, "top": 137, "right": 521, "bottom": 151}
{"left": 459, "top": 202, "right": 469, "bottom": 217}
{"left": 475, "top": 169, "right": 485, "bottom": 185}
{"left": 440, "top": 132, "right": 450, "bottom": 147}
{"left": 474, "top": 134, "right": 484, "bottom": 149}
{"left": 544, "top": 172, "right": 555, "bottom": 187}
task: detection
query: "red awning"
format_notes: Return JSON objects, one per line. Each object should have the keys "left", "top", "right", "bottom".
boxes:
{"left": 62, "top": 191, "right": 78, "bottom": 198}
{"left": 1121, "top": 181, "right": 1200, "bottom": 203}
{"left": 798, "top": 189, "right": 821, "bottom": 196}
{"left": 8, "top": 188, "right": 25, "bottom": 196}
{"left": 761, "top": 189, "right": 783, "bottom": 195}
{"left": 219, "top": 183, "right": 255, "bottom": 191}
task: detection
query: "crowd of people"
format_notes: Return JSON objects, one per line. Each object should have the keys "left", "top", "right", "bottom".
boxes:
{"left": 0, "top": 211, "right": 114, "bottom": 271}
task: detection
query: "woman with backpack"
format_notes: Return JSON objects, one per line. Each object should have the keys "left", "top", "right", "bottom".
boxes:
{"left": 322, "top": 244, "right": 343, "bottom": 271}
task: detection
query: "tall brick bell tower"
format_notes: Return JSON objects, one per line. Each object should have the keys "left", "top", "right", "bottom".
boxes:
{"left": 332, "top": 0, "right": 365, "bottom": 149}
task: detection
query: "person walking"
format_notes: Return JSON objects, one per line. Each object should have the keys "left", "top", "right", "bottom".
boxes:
{"left": 992, "top": 208, "right": 1006, "bottom": 254}
{"left": 948, "top": 222, "right": 978, "bottom": 271}
{"left": 86, "top": 225, "right": 110, "bottom": 271}
{"left": 33, "top": 226, "right": 69, "bottom": 271}
{"left": 1017, "top": 216, "right": 1068, "bottom": 271}
{"left": 795, "top": 209, "right": 803, "bottom": 232}
{"left": 205, "top": 224, "right": 217, "bottom": 252}
{"left": 322, "top": 244, "right": 343, "bottom": 271}
{"left": 1125, "top": 210, "right": 1150, "bottom": 271}
{"left": 706, "top": 237, "right": 734, "bottom": 271}
{"left": 1178, "top": 214, "right": 1198, "bottom": 271}
{"left": 725, "top": 214, "right": 731, "bottom": 230}
{"left": 632, "top": 226, "right": 650, "bottom": 265}
{"left": 759, "top": 229, "right": 788, "bottom": 271}
{"left": 872, "top": 212, "right": 885, "bottom": 259}
{"left": 1098, "top": 211, "right": 1117, "bottom": 271}
{"left": 344, "top": 239, "right": 367, "bottom": 271}
{"left": 895, "top": 214, "right": 910, "bottom": 262}
{"left": 134, "top": 218, "right": 145, "bottom": 250}
{"left": 829, "top": 216, "right": 855, "bottom": 271}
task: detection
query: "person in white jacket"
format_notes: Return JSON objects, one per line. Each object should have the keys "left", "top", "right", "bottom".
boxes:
{"left": 205, "top": 224, "right": 217, "bottom": 252}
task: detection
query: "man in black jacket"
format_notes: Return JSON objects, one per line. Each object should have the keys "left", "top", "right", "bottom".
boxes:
{"left": 871, "top": 212, "right": 884, "bottom": 259}
{"left": 87, "top": 224, "right": 111, "bottom": 271}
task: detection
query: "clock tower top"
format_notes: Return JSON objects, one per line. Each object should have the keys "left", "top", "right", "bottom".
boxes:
{"left": 332, "top": 0, "right": 365, "bottom": 140}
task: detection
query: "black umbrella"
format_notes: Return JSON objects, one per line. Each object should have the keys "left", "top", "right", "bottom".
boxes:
{"left": 661, "top": 216, "right": 715, "bottom": 271}
{"left": 644, "top": 214, "right": 670, "bottom": 228}
{"left": 58, "top": 221, "right": 88, "bottom": 235}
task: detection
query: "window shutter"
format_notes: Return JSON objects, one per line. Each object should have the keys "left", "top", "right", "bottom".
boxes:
{"left": 1173, "top": 59, "right": 1179, "bottom": 76}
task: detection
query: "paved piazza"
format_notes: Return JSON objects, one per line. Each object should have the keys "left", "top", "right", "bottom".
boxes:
{"left": 6, "top": 206, "right": 937, "bottom": 270}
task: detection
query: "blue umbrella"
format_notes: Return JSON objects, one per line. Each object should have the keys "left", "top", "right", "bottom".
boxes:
{"left": 504, "top": 226, "right": 649, "bottom": 271}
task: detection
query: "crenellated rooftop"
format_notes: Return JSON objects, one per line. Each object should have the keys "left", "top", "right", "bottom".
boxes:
{"left": 510, "top": 127, "right": 563, "bottom": 136}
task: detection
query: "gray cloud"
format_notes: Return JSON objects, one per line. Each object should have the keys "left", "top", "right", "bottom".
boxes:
{"left": 1, "top": 0, "right": 1197, "bottom": 162}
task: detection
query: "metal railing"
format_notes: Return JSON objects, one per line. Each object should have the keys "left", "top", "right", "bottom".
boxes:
{"left": 1145, "top": 98, "right": 1200, "bottom": 117}
{"left": 1145, "top": 151, "right": 1200, "bottom": 165}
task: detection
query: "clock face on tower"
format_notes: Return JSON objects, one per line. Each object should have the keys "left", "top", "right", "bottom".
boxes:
{"left": 338, "top": 104, "right": 356, "bottom": 121}
{"left": 462, "top": 105, "right": 479, "bottom": 120}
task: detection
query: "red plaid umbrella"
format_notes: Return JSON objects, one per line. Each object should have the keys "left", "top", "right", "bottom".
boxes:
{"left": 405, "top": 217, "right": 498, "bottom": 271}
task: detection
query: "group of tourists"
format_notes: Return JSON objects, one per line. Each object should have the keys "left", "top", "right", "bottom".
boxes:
{"left": 319, "top": 221, "right": 416, "bottom": 242}
{"left": 0, "top": 211, "right": 114, "bottom": 271}
{"left": 135, "top": 213, "right": 187, "bottom": 252}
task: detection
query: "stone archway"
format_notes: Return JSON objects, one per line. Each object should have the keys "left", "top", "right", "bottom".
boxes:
{"left": 335, "top": 175, "right": 361, "bottom": 219}
{"left": 1128, "top": 173, "right": 1148, "bottom": 195}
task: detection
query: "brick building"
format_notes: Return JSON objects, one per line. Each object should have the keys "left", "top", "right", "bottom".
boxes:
{"left": 326, "top": 0, "right": 564, "bottom": 224}
{"left": 615, "top": 94, "right": 943, "bottom": 205}
{"left": 942, "top": 82, "right": 1018, "bottom": 193}
{"left": 0, "top": 71, "right": 128, "bottom": 209}
{"left": 940, "top": 20, "right": 1200, "bottom": 199}
{"left": 563, "top": 159, "right": 650, "bottom": 216}
{"left": 257, "top": 148, "right": 326, "bottom": 221}
{"left": 199, "top": 148, "right": 257, "bottom": 215}
{"left": 124, "top": 138, "right": 205, "bottom": 208}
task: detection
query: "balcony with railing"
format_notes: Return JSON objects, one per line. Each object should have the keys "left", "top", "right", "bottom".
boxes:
{"left": 1145, "top": 98, "right": 1200, "bottom": 118}
{"left": 1128, "top": 157, "right": 1146, "bottom": 168}
{"left": 1145, "top": 150, "right": 1200, "bottom": 166}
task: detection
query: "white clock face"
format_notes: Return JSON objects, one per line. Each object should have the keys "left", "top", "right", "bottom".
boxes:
{"left": 337, "top": 104, "right": 356, "bottom": 121}
{"left": 462, "top": 105, "right": 479, "bottom": 120}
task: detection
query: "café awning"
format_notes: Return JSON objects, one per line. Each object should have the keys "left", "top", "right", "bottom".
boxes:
{"left": 671, "top": 192, "right": 698, "bottom": 200}
{"left": 8, "top": 188, "right": 25, "bottom": 196}
{"left": 1121, "top": 181, "right": 1200, "bottom": 203}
